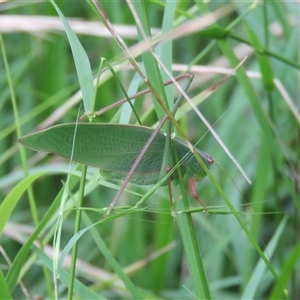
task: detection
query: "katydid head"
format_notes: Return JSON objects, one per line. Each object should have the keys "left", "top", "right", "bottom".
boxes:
{"left": 187, "top": 150, "right": 213, "bottom": 181}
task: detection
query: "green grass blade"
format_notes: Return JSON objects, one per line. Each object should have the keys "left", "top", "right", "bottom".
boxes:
{"left": 217, "top": 39, "right": 283, "bottom": 162}
{"left": 242, "top": 216, "right": 288, "bottom": 299}
{"left": 176, "top": 199, "right": 211, "bottom": 299}
{"left": 67, "top": 165, "right": 87, "bottom": 299}
{"left": 245, "top": 21, "right": 275, "bottom": 91}
{"left": 5, "top": 173, "right": 80, "bottom": 292}
{"left": 82, "top": 214, "right": 144, "bottom": 299}
{"left": 50, "top": 0, "right": 94, "bottom": 113}
{"left": 148, "top": 3, "right": 177, "bottom": 288}
{"left": 195, "top": 158, "right": 288, "bottom": 297}
{"left": 0, "top": 270, "right": 12, "bottom": 300}
{"left": 130, "top": 1, "right": 168, "bottom": 122}
{"left": 173, "top": 143, "right": 211, "bottom": 299}
{"left": 269, "top": 241, "right": 300, "bottom": 299}
{"left": 0, "top": 172, "right": 47, "bottom": 237}
{"left": 32, "top": 245, "right": 105, "bottom": 300}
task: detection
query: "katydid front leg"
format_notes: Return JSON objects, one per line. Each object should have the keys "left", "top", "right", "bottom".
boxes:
{"left": 189, "top": 178, "right": 209, "bottom": 217}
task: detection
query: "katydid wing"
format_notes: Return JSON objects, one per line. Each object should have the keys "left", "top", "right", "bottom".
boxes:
{"left": 19, "top": 123, "right": 213, "bottom": 206}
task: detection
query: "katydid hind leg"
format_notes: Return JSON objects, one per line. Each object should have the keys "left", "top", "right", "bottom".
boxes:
{"left": 189, "top": 178, "right": 209, "bottom": 216}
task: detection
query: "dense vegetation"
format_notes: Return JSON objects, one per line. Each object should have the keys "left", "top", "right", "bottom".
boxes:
{"left": 0, "top": 1, "right": 299, "bottom": 299}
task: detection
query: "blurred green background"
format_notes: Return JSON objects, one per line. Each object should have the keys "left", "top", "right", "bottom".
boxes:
{"left": 0, "top": 1, "right": 299, "bottom": 299}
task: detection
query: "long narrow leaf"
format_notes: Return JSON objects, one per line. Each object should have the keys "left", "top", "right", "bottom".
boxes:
{"left": 50, "top": 0, "right": 94, "bottom": 113}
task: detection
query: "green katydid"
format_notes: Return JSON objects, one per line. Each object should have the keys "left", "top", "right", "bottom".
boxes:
{"left": 19, "top": 74, "right": 214, "bottom": 214}
{"left": 18, "top": 123, "right": 213, "bottom": 210}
